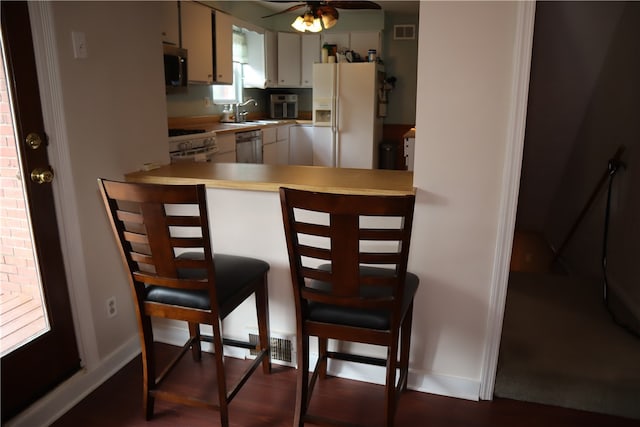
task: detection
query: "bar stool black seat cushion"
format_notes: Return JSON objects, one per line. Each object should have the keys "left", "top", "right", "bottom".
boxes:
{"left": 307, "top": 265, "right": 419, "bottom": 330}
{"left": 144, "top": 253, "right": 270, "bottom": 310}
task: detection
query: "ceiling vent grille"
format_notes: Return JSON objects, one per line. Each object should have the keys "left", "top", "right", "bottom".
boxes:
{"left": 394, "top": 25, "right": 416, "bottom": 40}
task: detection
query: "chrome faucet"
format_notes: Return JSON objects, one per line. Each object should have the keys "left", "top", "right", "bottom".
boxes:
{"left": 233, "top": 98, "right": 258, "bottom": 123}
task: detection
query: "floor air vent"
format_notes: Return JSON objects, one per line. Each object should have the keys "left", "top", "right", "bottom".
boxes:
{"left": 249, "top": 333, "right": 294, "bottom": 365}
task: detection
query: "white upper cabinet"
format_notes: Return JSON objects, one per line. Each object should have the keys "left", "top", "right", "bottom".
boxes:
{"left": 159, "top": 1, "right": 180, "bottom": 46}
{"left": 180, "top": 1, "right": 232, "bottom": 84}
{"left": 213, "top": 10, "right": 233, "bottom": 84}
{"left": 265, "top": 31, "right": 278, "bottom": 87}
{"left": 181, "top": 1, "right": 212, "bottom": 83}
{"left": 243, "top": 28, "right": 267, "bottom": 89}
{"left": 301, "top": 34, "right": 320, "bottom": 87}
{"left": 277, "top": 33, "right": 320, "bottom": 88}
{"left": 321, "top": 31, "right": 381, "bottom": 61}
{"left": 320, "top": 33, "right": 350, "bottom": 53}
{"left": 277, "top": 32, "right": 301, "bottom": 87}
{"left": 349, "top": 31, "right": 381, "bottom": 60}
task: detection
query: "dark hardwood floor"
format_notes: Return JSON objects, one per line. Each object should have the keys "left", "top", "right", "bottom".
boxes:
{"left": 50, "top": 343, "right": 639, "bottom": 427}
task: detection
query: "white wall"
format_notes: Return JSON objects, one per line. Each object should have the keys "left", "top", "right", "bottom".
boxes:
{"left": 411, "top": 0, "right": 527, "bottom": 386}
{"left": 49, "top": 1, "right": 169, "bottom": 360}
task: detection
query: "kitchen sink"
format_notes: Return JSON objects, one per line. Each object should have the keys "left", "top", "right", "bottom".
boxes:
{"left": 243, "top": 120, "right": 284, "bottom": 124}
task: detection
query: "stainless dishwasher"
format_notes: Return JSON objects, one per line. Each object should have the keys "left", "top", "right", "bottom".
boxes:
{"left": 235, "top": 130, "right": 263, "bottom": 164}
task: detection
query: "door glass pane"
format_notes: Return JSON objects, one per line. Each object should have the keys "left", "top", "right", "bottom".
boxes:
{"left": 0, "top": 44, "right": 49, "bottom": 357}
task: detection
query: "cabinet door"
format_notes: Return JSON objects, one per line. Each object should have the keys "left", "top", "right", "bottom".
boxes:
{"left": 350, "top": 31, "right": 381, "bottom": 60}
{"left": 211, "top": 151, "right": 236, "bottom": 163}
{"left": 263, "top": 143, "right": 278, "bottom": 165}
{"left": 181, "top": 1, "right": 213, "bottom": 84}
{"left": 289, "top": 125, "right": 313, "bottom": 165}
{"left": 244, "top": 29, "right": 266, "bottom": 88}
{"left": 312, "top": 126, "right": 334, "bottom": 167}
{"left": 213, "top": 10, "right": 233, "bottom": 84}
{"left": 277, "top": 32, "right": 301, "bottom": 86}
{"left": 301, "top": 34, "right": 320, "bottom": 87}
{"left": 265, "top": 31, "right": 278, "bottom": 87}
{"left": 276, "top": 124, "right": 291, "bottom": 165}
{"left": 159, "top": 1, "right": 179, "bottom": 45}
{"left": 262, "top": 127, "right": 276, "bottom": 144}
{"left": 215, "top": 132, "right": 236, "bottom": 154}
{"left": 321, "top": 32, "right": 350, "bottom": 53}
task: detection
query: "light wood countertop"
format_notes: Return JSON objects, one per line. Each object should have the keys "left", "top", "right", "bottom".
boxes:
{"left": 125, "top": 162, "right": 415, "bottom": 196}
{"left": 168, "top": 116, "right": 311, "bottom": 135}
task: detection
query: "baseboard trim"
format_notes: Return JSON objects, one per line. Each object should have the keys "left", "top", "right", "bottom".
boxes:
{"left": 5, "top": 336, "right": 140, "bottom": 427}
{"left": 323, "top": 356, "right": 480, "bottom": 401}
{"left": 155, "top": 323, "right": 480, "bottom": 401}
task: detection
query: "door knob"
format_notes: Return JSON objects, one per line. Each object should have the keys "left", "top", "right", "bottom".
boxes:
{"left": 30, "top": 167, "right": 54, "bottom": 184}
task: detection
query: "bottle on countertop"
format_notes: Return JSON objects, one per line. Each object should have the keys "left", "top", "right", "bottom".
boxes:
{"left": 221, "top": 104, "right": 233, "bottom": 122}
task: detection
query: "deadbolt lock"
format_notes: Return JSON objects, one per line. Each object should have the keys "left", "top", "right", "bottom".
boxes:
{"left": 30, "top": 167, "right": 54, "bottom": 184}
{"left": 26, "top": 133, "right": 44, "bottom": 150}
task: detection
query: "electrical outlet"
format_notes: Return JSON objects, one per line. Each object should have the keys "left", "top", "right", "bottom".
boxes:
{"left": 106, "top": 297, "right": 117, "bottom": 318}
{"left": 203, "top": 96, "right": 211, "bottom": 107}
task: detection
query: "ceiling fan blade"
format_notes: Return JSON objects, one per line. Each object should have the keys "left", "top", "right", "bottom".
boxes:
{"left": 262, "top": 3, "right": 306, "bottom": 19}
{"left": 327, "top": 1, "right": 381, "bottom": 10}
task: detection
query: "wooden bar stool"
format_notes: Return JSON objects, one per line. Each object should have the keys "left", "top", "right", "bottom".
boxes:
{"left": 279, "top": 187, "right": 419, "bottom": 427}
{"left": 98, "top": 179, "right": 271, "bottom": 427}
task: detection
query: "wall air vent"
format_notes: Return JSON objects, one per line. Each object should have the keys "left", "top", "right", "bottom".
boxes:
{"left": 248, "top": 332, "right": 295, "bottom": 367}
{"left": 394, "top": 25, "right": 416, "bottom": 40}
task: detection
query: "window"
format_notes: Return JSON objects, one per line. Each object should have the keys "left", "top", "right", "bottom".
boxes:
{"left": 212, "top": 29, "right": 247, "bottom": 104}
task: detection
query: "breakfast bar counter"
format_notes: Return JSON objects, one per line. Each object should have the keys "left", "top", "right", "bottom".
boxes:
{"left": 125, "top": 162, "right": 415, "bottom": 195}
{"left": 123, "top": 162, "right": 414, "bottom": 363}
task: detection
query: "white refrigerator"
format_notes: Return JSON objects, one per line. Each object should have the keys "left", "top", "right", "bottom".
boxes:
{"left": 312, "top": 62, "right": 383, "bottom": 169}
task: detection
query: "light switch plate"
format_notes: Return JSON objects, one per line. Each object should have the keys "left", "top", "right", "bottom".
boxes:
{"left": 72, "top": 31, "right": 88, "bottom": 59}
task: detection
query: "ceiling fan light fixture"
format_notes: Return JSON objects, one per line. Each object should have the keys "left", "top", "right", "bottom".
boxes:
{"left": 292, "top": 9, "right": 321, "bottom": 32}
{"left": 320, "top": 13, "right": 337, "bottom": 29}
{"left": 309, "top": 17, "right": 323, "bottom": 32}
{"left": 291, "top": 15, "right": 307, "bottom": 32}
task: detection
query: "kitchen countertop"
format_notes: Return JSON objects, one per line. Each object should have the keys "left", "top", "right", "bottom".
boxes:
{"left": 125, "top": 162, "right": 415, "bottom": 196}
{"left": 168, "top": 116, "right": 312, "bottom": 135}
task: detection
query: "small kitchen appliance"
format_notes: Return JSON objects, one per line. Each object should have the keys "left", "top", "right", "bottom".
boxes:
{"left": 270, "top": 94, "right": 298, "bottom": 119}
{"left": 163, "top": 45, "right": 188, "bottom": 89}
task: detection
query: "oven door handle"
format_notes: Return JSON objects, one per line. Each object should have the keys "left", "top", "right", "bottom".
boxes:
{"left": 170, "top": 145, "right": 219, "bottom": 162}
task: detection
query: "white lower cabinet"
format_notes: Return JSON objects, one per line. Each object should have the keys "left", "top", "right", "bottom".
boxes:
{"left": 276, "top": 124, "right": 291, "bottom": 165}
{"left": 262, "top": 127, "right": 277, "bottom": 165}
{"left": 212, "top": 132, "right": 235, "bottom": 163}
{"left": 312, "top": 126, "right": 333, "bottom": 167}
{"left": 262, "top": 125, "right": 290, "bottom": 165}
{"left": 263, "top": 142, "right": 277, "bottom": 164}
{"left": 289, "top": 125, "right": 313, "bottom": 166}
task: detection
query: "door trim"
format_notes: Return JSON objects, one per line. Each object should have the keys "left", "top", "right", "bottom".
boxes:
{"left": 478, "top": 0, "right": 536, "bottom": 400}
{"left": 27, "top": 2, "right": 99, "bottom": 367}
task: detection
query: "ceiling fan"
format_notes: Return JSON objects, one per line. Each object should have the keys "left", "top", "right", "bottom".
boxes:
{"left": 262, "top": 1, "right": 382, "bottom": 33}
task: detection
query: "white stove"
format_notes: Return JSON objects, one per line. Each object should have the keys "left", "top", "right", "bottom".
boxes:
{"left": 168, "top": 129, "right": 219, "bottom": 163}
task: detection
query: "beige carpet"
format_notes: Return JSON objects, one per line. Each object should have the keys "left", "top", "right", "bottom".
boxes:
{"left": 494, "top": 271, "right": 640, "bottom": 420}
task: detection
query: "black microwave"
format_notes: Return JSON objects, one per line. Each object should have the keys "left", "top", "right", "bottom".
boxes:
{"left": 163, "top": 45, "right": 188, "bottom": 88}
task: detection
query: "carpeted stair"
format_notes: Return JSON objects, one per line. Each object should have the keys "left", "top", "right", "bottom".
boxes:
{"left": 494, "top": 271, "right": 640, "bottom": 420}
